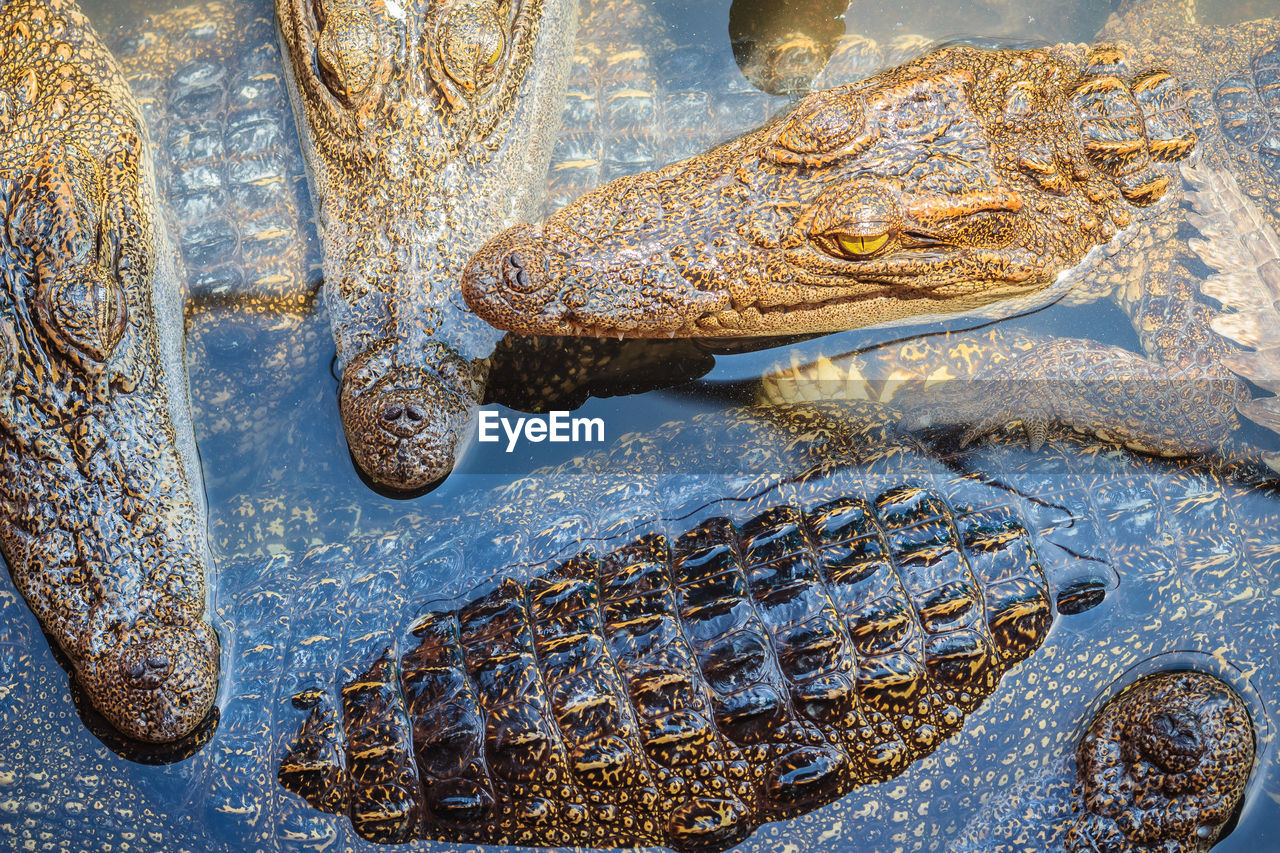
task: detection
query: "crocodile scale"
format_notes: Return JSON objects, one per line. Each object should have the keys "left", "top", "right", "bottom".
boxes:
{"left": 280, "top": 482, "right": 1053, "bottom": 849}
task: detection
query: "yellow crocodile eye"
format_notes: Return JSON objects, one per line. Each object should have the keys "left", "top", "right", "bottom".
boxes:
{"left": 486, "top": 35, "right": 504, "bottom": 66}
{"left": 836, "top": 232, "right": 888, "bottom": 256}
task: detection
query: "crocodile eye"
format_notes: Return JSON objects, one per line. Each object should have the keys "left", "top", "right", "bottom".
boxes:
{"left": 816, "top": 227, "right": 891, "bottom": 260}
{"left": 433, "top": 7, "right": 507, "bottom": 103}
{"left": 314, "top": 1, "right": 386, "bottom": 107}
{"left": 10, "top": 152, "right": 129, "bottom": 367}
{"left": 835, "top": 232, "right": 888, "bottom": 256}
{"left": 484, "top": 34, "right": 505, "bottom": 67}
{"left": 803, "top": 183, "right": 899, "bottom": 261}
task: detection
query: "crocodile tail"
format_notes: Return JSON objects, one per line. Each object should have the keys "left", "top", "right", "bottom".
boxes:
{"left": 280, "top": 487, "right": 1054, "bottom": 849}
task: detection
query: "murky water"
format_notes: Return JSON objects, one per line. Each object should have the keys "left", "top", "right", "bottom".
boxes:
{"left": 2, "top": 0, "right": 1279, "bottom": 850}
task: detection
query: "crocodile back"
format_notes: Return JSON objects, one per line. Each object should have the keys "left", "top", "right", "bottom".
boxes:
{"left": 279, "top": 482, "right": 1052, "bottom": 848}
{"left": 109, "top": 0, "right": 320, "bottom": 312}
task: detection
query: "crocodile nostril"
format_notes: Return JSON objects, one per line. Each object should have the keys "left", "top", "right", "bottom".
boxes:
{"left": 380, "top": 401, "right": 428, "bottom": 438}
{"left": 503, "top": 250, "right": 542, "bottom": 294}
{"left": 146, "top": 654, "right": 171, "bottom": 675}
{"left": 120, "top": 646, "right": 172, "bottom": 690}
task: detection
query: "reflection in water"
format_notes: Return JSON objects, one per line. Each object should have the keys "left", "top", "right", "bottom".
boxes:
{"left": 2, "top": 0, "right": 1278, "bottom": 850}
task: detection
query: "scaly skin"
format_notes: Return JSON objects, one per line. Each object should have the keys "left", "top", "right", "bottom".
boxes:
{"left": 112, "top": 1, "right": 321, "bottom": 317}
{"left": 281, "top": 480, "right": 1056, "bottom": 848}
{"left": 954, "top": 671, "right": 1254, "bottom": 853}
{"left": 273, "top": 0, "right": 581, "bottom": 490}
{"left": 462, "top": 0, "right": 1280, "bottom": 457}
{"left": 0, "top": 0, "right": 216, "bottom": 742}
{"left": 255, "top": 401, "right": 1271, "bottom": 852}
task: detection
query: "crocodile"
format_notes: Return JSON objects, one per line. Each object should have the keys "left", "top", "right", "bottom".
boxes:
{"left": 0, "top": 0, "right": 906, "bottom": 745}
{"left": 272, "top": 0, "right": 975, "bottom": 493}
{"left": 461, "top": 0, "right": 1280, "bottom": 459}
{"left": 0, "top": 0, "right": 1259, "bottom": 835}
{"left": 195, "top": 400, "right": 1271, "bottom": 853}
{"left": 952, "top": 670, "right": 1254, "bottom": 852}
{"left": 0, "top": 0, "right": 217, "bottom": 742}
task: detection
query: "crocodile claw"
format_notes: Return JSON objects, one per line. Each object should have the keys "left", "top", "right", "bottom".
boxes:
{"left": 958, "top": 411, "right": 1051, "bottom": 451}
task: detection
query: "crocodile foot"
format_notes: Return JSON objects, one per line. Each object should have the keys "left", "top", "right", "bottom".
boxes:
{"left": 898, "top": 339, "right": 1248, "bottom": 456}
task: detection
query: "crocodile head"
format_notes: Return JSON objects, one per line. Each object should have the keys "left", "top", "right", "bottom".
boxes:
{"left": 1071, "top": 671, "right": 1254, "bottom": 849}
{"left": 275, "top": 0, "right": 576, "bottom": 489}
{"left": 0, "top": 20, "right": 217, "bottom": 746}
{"left": 463, "top": 43, "right": 1197, "bottom": 337}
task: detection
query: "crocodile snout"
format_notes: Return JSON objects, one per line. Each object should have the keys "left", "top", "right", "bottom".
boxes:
{"left": 121, "top": 648, "right": 173, "bottom": 690}
{"left": 501, "top": 249, "right": 543, "bottom": 294}
{"left": 462, "top": 224, "right": 569, "bottom": 334}
{"left": 79, "top": 620, "right": 220, "bottom": 744}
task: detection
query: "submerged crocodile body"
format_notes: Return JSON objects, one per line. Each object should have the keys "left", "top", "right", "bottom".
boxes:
{"left": 0, "top": 0, "right": 216, "bottom": 742}
{"left": 462, "top": 0, "right": 1280, "bottom": 458}
{"left": 208, "top": 401, "right": 1271, "bottom": 853}
{"left": 281, "top": 477, "right": 1058, "bottom": 848}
